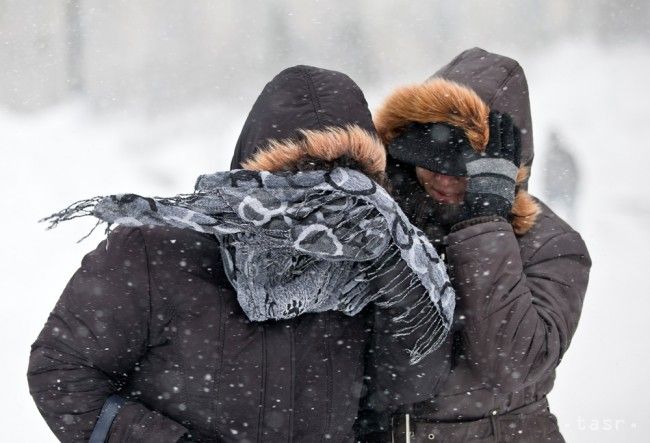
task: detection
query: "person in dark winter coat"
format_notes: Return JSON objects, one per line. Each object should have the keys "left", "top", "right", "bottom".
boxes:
{"left": 359, "top": 48, "right": 592, "bottom": 442}
{"left": 27, "top": 65, "right": 454, "bottom": 443}
{"left": 543, "top": 131, "right": 580, "bottom": 223}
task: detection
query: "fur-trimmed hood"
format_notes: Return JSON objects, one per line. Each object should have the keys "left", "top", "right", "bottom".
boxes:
{"left": 375, "top": 49, "right": 540, "bottom": 235}
{"left": 242, "top": 124, "right": 386, "bottom": 180}
{"left": 231, "top": 65, "right": 384, "bottom": 179}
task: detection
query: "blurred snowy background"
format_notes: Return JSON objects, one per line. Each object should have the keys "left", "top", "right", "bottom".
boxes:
{"left": 1, "top": 0, "right": 649, "bottom": 441}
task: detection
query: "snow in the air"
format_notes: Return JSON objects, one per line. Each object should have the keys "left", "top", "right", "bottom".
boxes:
{"left": 1, "top": 41, "right": 648, "bottom": 442}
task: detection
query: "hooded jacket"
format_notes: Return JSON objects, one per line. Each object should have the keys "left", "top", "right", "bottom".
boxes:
{"left": 371, "top": 49, "right": 591, "bottom": 442}
{"left": 28, "top": 66, "right": 450, "bottom": 443}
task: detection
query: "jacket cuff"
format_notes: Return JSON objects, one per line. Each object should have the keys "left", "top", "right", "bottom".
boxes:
{"left": 107, "top": 401, "right": 188, "bottom": 443}
{"left": 450, "top": 215, "right": 507, "bottom": 233}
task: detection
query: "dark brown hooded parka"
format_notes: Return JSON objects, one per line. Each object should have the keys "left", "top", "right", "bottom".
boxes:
{"left": 368, "top": 48, "right": 592, "bottom": 442}
{"left": 27, "top": 65, "right": 449, "bottom": 442}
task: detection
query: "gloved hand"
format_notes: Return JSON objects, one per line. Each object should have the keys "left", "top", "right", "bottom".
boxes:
{"left": 385, "top": 158, "right": 424, "bottom": 221}
{"left": 463, "top": 111, "right": 521, "bottom": 219}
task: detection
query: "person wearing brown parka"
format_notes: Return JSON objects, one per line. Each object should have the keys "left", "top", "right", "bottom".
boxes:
{"left": 27, "top": 65, "right": 455, "bottom": 443}
{"left": 357, "top": 48, "right": 592, "bottom": 442}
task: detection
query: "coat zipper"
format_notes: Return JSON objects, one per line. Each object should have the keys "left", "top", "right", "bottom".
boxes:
{"left": 210, "top": 287, "right": 226, "bottom": 438}
{"left": 323, "top": 313, "right": 333, "bottom": 442}
{"left": 288, "top": 323, "right": 295, "bottom": 442}
{"left": 257, "top": 325, "right": 267, "bottom": 442}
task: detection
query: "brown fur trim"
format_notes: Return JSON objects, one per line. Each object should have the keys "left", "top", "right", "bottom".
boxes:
{"left": 376, "top": 79, "right": 539, "bottom": 234}
{"left": 374, "top": 78, "right": 490, "bottom": 151}
{"left": 242, "top": 125, "right": 386, "bottom": 178}
{"left": 511, "top": 166, "right": 540, "bottom": 235}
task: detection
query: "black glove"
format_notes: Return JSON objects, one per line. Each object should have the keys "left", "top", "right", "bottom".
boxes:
{"left": 463, "top": 111, "right": 521, "bottom": 219}
{"left": 385, "top": 158, "right": 423, "bottom": 220}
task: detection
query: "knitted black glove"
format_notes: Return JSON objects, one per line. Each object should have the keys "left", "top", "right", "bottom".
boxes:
{"left": 463, "top": 111, "right": 521, "bottom": 219}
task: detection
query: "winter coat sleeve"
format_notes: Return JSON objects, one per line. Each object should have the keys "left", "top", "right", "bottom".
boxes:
{"left": 445, "top": 217, "right": 591, "bottom": 393}
{"left": 27, "top": 227, "right": 188, "bottom": 442}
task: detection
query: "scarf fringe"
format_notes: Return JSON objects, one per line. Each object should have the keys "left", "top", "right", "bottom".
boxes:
{"left": 39, "top": 196, "right": 114, "bottom": 243}
{"left": 39, "top": 196, "right": 103, "bottom": 228}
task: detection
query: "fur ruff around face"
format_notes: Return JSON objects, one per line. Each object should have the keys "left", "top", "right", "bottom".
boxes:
{"left": 375, "top": 78, "right": 490, "bottom": 151}
{"left": 375, "top": 78, "right": 540, "bottom": 235}
{"left": 242, "top": 124, "right": 387, "bottom": 180}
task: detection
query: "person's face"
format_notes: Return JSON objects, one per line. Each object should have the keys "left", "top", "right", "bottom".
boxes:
{"left": 415, "top": 167, "right": 468, "bottom": 205}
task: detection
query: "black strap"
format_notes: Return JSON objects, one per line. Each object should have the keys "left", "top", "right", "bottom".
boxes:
{"left": 89, "top": 395, "right": 126, "bottom": 443}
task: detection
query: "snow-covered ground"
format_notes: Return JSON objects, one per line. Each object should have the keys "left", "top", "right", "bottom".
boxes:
{"left": 1, "top": 41, "right": 648, "bottom": 441}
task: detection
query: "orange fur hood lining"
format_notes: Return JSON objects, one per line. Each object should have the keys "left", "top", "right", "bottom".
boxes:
{"left": 241, "top": 124, "right": 386, "bottom": 179}
{"left": 374, "top": 78, "right": 540, "bottom": 235}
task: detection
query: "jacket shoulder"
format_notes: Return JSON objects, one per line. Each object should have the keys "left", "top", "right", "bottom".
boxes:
{"left": 133, "top": 225, "right": 218, "bottom": 248}
{"left": 136, "top": 225, "right": 221, "bottom": 268}
{"left": 518, "top": 197, "right": 590, "bottom": 265}
{"left": 105, "top": 225, "right": 222, "bottom": 273}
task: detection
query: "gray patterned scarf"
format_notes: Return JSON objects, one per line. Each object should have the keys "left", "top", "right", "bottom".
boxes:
{"left": 42, "top": 167, "right": 455, "bottom": 363}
